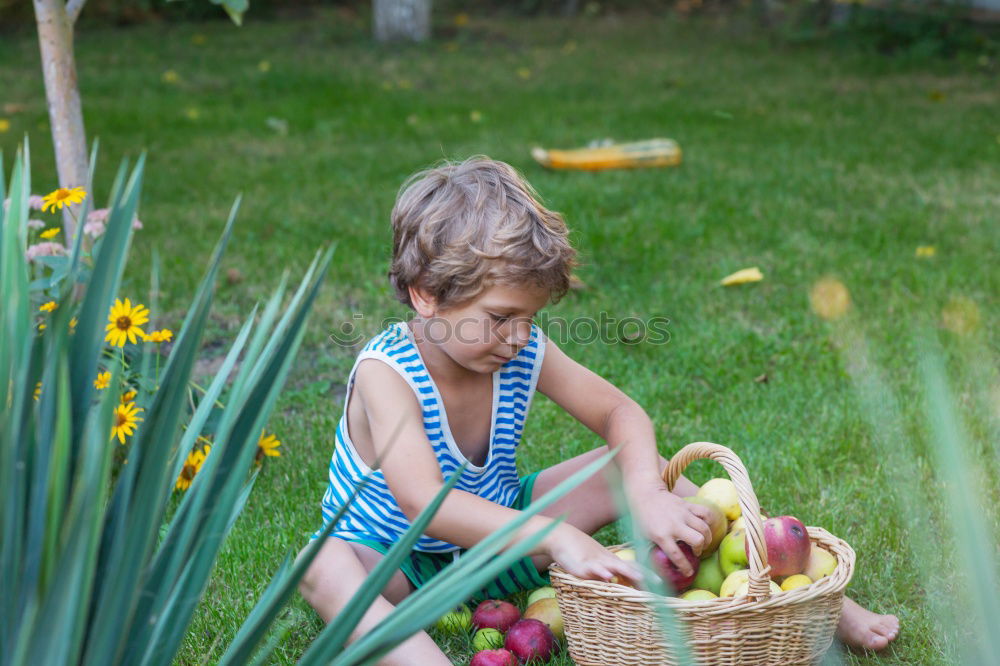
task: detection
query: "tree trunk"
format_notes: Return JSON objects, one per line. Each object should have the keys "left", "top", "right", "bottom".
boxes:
{"left": 373, "top": 0, "right": 431, "bottom": 42}
{"left": 34, "top": 0, "right": 88, "bottom": 238}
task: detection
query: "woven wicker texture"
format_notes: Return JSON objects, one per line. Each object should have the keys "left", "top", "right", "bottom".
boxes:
{"left": 549, "top": 442, "right": 856, "bottom": 665}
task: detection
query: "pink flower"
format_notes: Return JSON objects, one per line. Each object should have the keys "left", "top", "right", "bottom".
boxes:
{"left": 29, "top": 195, "right": 45, "bottom": 211}
{"left": 86, "top": 208, "right": 109, "bottom": 224}
{"left": 83, "top": 220, "right": 106, "bottom": 238}
{"left": 27, "top": 219, "right": 45, "bottom": 230}
{"left": 132, "top": 217, "right": 143, "bottom": 230}
{"left": 25, "top": 242, "right": 67, "bottom": 261}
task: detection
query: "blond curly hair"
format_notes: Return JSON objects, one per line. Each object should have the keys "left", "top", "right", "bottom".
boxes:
{"left": 389, "top": 155, "right": 577, "bottom": 311}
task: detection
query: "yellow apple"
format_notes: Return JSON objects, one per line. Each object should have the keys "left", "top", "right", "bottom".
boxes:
{"left": 780, "top": 574, "right": 812, "bottom": 591}
{"left": 728, "top": 513, "right": 767, "bottom": 534}
{"left": 680, "top": 589, "right": 718, "bottom": 601}
{"left": 683, "top": 496, "right": 728, "bottom": 555}
{"left": 614, "top": 548, "right": 637, "bottom": 561}
{"left": 526, "top": 586, "right": 557, "bottom": 606}
{"left": 803, "top": 545, "right": 837, "bottom": 581}
{"left": 719, "top": 569, "right": 750, "bottom": 597}
{"left": 523, "top": 597, "right": 564, "bottom": 641}
{"left": 734, "top": 580, "right": 782, "bottom": 597}
{"left": 697, "top": 479, "right": 741, "bottom": 520}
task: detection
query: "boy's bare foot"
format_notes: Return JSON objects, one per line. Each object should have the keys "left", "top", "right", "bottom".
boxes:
{"left": 836, "top": 596, "right": 900, "bottom": 651}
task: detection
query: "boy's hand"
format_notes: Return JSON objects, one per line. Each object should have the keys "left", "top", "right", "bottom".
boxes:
{"left": 546, "top": 524, "right": 645, "bottom": 586}
{"left": 629, "top": 484, "right": 714, "bottom": 578}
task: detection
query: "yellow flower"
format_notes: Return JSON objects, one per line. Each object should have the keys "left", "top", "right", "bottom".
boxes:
{"left": 0, "top": 118, "right": 10, "bottom": 133}
{"left": 175, "top": 444, "right": 210, "bottom": 491}
{"left": 94, "top": 371, "right": 111, "bottom": 390}
{"left": 34, "top": 381, "right": 42, "bottom": 401}
{"left": 258, "top": 60, "right": 271, "bottom": 73}
{"left": 69, "top": 317, "right": 78, "bottom": 331}
{"left": 517, "top": 67, "right": 532, "bottom": 80}
{"left": 469, "top": 110, "right": 483, "bottom": 123}
{"left": 162, "top": 69, "right": 180, "bottom": 84}
{"left": 147, "top": 328, "right": 173, "bottom": 343}
{"left": 175, "top": 447, "right": 205, "bottom": 490}
{"left": 915, "top": 245, "right": 936, "bottom": 258}
{"left": 255, "top": 431, "right": 281, "bottom": 463}
{"left": 39, "top": 228, "right": 60, "bottom": 239}
{"left": 121, "top": 390, "right": 137, "bottom": 404}
{"left": 184, "top": 107, "right": 201, "bottom": 120}
{"left": 39, "top": 301, "right": 57, "bottom": 312}
{"left": 104, "top": 298, "right": 149, "bottom": 346}
{"left": 41, "top": 186, "right": 87, "bottom": 213}
{"left": 454, "top": 12, "right": 470, "bottom": 26}
{"left": 110, "top": 401, "right": 143, "bottom": 444}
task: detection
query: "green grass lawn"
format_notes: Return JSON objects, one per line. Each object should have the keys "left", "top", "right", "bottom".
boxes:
{"left": 2, "top": 7, "right": 998, "bottom": 664}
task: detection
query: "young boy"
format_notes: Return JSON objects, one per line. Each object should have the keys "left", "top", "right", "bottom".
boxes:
{"left": 299, "top": 156, "right": 899, "bottom": 664}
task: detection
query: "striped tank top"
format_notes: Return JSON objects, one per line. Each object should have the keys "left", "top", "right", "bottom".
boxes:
{"left": 316, "top": 319, "right": 547, "bottom": 552}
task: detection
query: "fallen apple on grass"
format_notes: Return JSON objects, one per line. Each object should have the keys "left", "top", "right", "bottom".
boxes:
{"left": 526, "top": 585, "right": 557, "bottom": 606}
{"left": 472, "top": 599, "right": 521, "bottom": 632}
{"left": 523, "top": 597, "right": 564, "bottom": 641}
{"left": 473, "top": 628, "right": 505, "bottom": 651}
{"left": 470, "top": 648, "right": 519, "bottom": 666}
{"left": 434, "top": 603, "right": 472, "bottom": 633}
{"left": 505, "top": 618, "right": 558, "bottom": 663}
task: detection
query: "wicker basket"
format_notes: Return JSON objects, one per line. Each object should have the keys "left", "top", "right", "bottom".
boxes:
{"left": 549, "top": 442, "right": 855, "bottom": 665}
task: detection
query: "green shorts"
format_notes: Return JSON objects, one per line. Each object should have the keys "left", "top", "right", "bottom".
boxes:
{"left": 340, "top": 471, "right": 550, "bottom": 605}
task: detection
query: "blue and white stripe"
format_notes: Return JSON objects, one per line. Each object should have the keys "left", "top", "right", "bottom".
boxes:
{"left": 316, "top": 320, "right": 546, "bottom": 552}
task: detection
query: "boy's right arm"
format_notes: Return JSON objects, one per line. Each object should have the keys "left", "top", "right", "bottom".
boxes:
{"left": 354, "top": 359, "right": 643, "bottom": 585}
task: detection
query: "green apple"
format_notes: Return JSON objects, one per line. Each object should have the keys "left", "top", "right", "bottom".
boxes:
{"left": 690, "top": 550, "right": 725, "bottom": 595}
{"left": 683, "top": 496, "right": 728, "bottom": 555}
{"left": 696, "top": 478, "right": 741, "bottom": 520}
{"left": 719, "top": 569, "right": 750, "bottom": 597}
{"left": 526, "top": 586, "right": 557, "bottom": 607}
{"left": 472, "top": 628, "right": 505, "bottom": 651}
{"left": 435, "top": 603, "right": 472, "bottom": 633}
{"left": 718, "top": 529, "right": 749, "bottom": 577}
{"left": 680, "top": 589, "right": 718, "bottom": 601}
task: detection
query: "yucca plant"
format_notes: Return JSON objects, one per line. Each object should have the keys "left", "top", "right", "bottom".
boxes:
{"left": 1, "top": 140, "right": 610, "bottom": 665}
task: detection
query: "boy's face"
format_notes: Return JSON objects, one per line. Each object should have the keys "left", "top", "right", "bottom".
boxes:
{"left": 413, "top": 282, "right": 550, "bottom": 374}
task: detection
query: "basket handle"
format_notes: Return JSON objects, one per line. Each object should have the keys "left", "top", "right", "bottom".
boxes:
{"left": 662, "top": 442, "right": 773, "bottom": 598}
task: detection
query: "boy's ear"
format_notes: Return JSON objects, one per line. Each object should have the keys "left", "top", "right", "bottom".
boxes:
{"left": 408, "top": 284, "right": 437, "bottom": 318}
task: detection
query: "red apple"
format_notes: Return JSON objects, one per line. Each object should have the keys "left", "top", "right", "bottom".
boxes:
{"left": 470, "top": 648, "right": 519, "bottom": 666}
{"left": 472, "top": 599, "right": 521, "bottom": 632}
{"left": 504, "top": 618, "right": 558, "bottom": 663}
{"left": 745, "top": 515, "right": 811, "bottom": 577}
{"left": 650, "top": 542, "right": 700, "bottom": 593}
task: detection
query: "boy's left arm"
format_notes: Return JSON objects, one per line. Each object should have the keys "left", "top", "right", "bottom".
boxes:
{"left": 536, "top": 338, "right": 713, "bottom": 569}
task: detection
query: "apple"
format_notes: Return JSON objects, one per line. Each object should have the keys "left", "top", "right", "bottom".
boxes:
{"left": 523, "top": 597, "right": 564, "bottom": 640}
{"left": 650, "top": 542, "right": 700, "bottom": 593}
{"left": 504, "top": 618, "right": 557, "bottom": 663}
{"left": 728, "top": 513, "right": 766, "bottom": 534}
{"left": 680, "top": 589, "right": 718, "bottom": 601}
{"left": 527, "top": 586, "right": 557, "bottom": 606}
{"left": 614, "top": 547, "right": 637, "bottom": 561}
{"left": 780, "top": 574, "right": 812, "bottom": 591}
{"left": 719, "top": 569, "right": 750, "bottom": 597}
{"left": 473, "top": 628, "right": 505, "bottom": 651}
{"left": 434, "top": 603, "right": 472, "bottom": 633}
{"left": 696, "top": 478, "right": 741, "bottom": 520}
{"left": 690, "top": 550, "right": 725, "bottom": 595}
{"left": 473, "top": 599, "right": 520, "bottom": 632}
{"left": 470, "top": 648, "right": 519, "bottom": 666}
{"left": 804, "top": 544, "right": 838, "bottom": 581}
{"left": 718, "top": 529, "right": 749, "bottom": 577}
{"left": 683, "top": 496, "right": 728, "bottom": 555}
{"left": 746, "top": 516, "right": 810, "bottom": 577}
{"left": 734, "top": 579, "right": 782, "bottom": 597}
